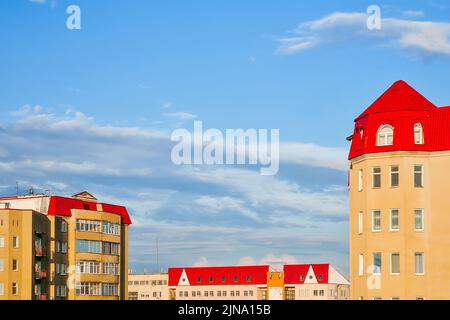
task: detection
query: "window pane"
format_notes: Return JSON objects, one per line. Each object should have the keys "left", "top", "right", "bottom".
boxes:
{"left": 391, "top": 253, "right": 400, "bottom": 274}
{"left": 415, "top": 253, "right": 424, "bottom": 274}
{"left": 373, "top": 253, "right": 381, "bottom": 274}
{"left": 373, "top": 168, "right": 381, "bottom": 188}
{"left": 390, "top": 166, "right": 399, "bottom": 187}
{"left": 390, "top": 209, "right": 399, "bottom": 230}
{"left": 414, "top": 209, "right": 423, "bottom": 230}
{"left": 414, "top": 166, "right": 423, "bottom": 187}
{"left": 373, "top": 211, "right": 381, "bottom": 231}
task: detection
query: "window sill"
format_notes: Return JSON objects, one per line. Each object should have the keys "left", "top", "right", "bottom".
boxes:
{"left": 389, "top": 229, "right": 400, "bottom": 232}
{"left": 371, "top": 230, "right": 382, "bottom": 233}
{"left": 389, "top": 273, "right": 400, "bottom": 276}
{"left": 415, "top": 273, "right": 425, "bottom": 276}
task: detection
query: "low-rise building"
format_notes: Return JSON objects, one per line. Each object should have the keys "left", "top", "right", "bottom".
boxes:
{"left": 128, "top": 273, "right": 169, "bottom": 300}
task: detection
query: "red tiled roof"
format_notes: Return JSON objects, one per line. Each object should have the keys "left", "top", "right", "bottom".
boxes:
{"left": 168, "top": 265, "right": 269, "bottom": 286}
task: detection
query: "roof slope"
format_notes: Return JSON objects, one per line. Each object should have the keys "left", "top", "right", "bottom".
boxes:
{"left": 356, "top": 80, "right": 436, "bottom": 121}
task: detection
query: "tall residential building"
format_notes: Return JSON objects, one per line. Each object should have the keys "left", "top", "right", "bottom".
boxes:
{"left": 128, "top": 273, "right": 169, "bottom": 300}
{"left": 348, "top": 80, "right": 450, "bottom": 300}
{"left": 0, "top": 191, "right": 131, "bottom": 300}
{"left": 167, "top": 264, "right": 349, "bottom": 300}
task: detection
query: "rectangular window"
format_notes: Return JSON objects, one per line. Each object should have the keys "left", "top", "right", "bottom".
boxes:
{"left": 358, "top": 212, "right": 363, "bottom": 234}
{"left": 372, "top": 210, "right": 381, "bottom": 232}
{"left": 102, "top": 242, "right": 120, "bottom": 256}
{"left": 414, "top": 209, "right": 424, "bottom": 231}
{"left": 358, "top": 254, "right": 364, "bottom": 276}
{"left": 76, "top": 219, "right": 102, "bottom": 233}
{"left": 61, "top": 221, "right": 68, "bottom": 233}
{"left": 102, "top": 283, "right": 119, "bottom": 296}
{"left": 415, "top": 253, "right": 424, "bottom": 275}
{"left": 12, "top": 259, "right": 18, "bottom": 271}
{"left": 0, "top": 283, "right": 4, "bottom": 296}
{"left": 390, "top": 209, "right": 399, "bottom": 231}
{"left": 390, "top": 253, "right": 400, "bottom": 274}
{"left": 12, "top": 236, "right": 19, "bottom": 248}
{"left": 0, "top": 236, "right": 4, "bottom": 248}
{"left": 372, "top": 167, "right": 381, "bottom": 188}
{"left": 12, "top": 283, "right": 18, "bottom": 295}
{"left": 76, "top": 240, "right": 101, "bottom": 254}
{"left": 102, "top": 221, "right": 120, "bottom": 236}
{"left": 358, "top": 169, "right": 363, "bottom": 192}
{"left": 414, "top": 165, "right": 423, "bottom": 188}
{"left": 390, "top": 166, "right": 399, "bottom": 187}
{"left": 76, "top": 282, "right": 101, "bottom": 296}
{"left": 0, "top": 259, "right": 4, "bottom": 272}
{"left": 373, "top": 253, "right": 381, "bottom": 275}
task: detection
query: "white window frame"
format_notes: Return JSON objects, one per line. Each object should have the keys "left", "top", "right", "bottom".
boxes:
{"left": 377, "top": 125, "right": 394, "bottom": 146}
{"left": 372, "top": 167, "right": 381, "bottom": 189}
{"left": 0, "top": 283, "right": 4, "bottom": 296}
{"left": 414, "top": 209, "right": 424, "bottom": 232}
{"left": 358, "top": 212, "right": 363, "bottom": 235}
{"left": 389, "top": 209, "right": 399, "bottom": 231}
{"left": 358, "top": 254, "right": 364, "bottom": 276}
{"left": 0, "top": 259, "right": 4, "bottom": 272}
{"left": 373, "top": 253, "right": 382, "bottom": 275}
{"left": 372, "top": 210, "right": 381, "bottom": 232}
{"left": 414, "top": 165, "right": 424, "bottom": 188}
{"left": 390, "top": 253, "right": 400, "bottom": 275}
{"left": 12, "top": 259, "right": 19, "bottom": 271}
{"left": 415, "top": 252, "right": 425, "bottom": 276}
{"left": 358, "top": 169, "right": 363, "bottom": 192}
{"left": 0, "top": 236, "right": 4, "bottom": 248}
{"left": 12, "top": 236, "right": 19, "bottom": 249}
{"left": 414, "top": 123, "right": 424, "bottom": 145}
{"left": 390, "top": 165, "right": 399, "bottom": 188}
{"left": 61, "top": 221, "right": 68, "bottom": 233}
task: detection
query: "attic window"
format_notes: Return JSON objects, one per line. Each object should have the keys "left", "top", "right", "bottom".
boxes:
{"left": 318, "top": 275, "right": 323, "bottom": 280}
{"left": 245, "top": 276, "right": 251, "bottom": 282}
{"left": 83, "top": 203, "right": 90, "bottom": 210}
{"left": 300, "top": 275, "right": 304, "bottom": 281}
{"left": 359, "top": 127, "right": 364, "bottom": 139}
{"left": 414, "top": 123, "right": 424, "bottom": 145}
{"left": 197, "top": 277, "right": 202, "bottom": 283}
{"left": 377, "top": 125, "right": 394, "bottom": 146}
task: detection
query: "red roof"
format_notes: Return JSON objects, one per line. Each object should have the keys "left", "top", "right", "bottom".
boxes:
{"left": 283, "top": 264, "right": 329, "bottom": 284}
{"left": 349, "top": 80, "right": 450, "bottom": 160}
{"left": 355, "top": 80, "right": 436, "bottom": 121}
{"left": 1, "top": 195, "right": 131, "bottom": 224}
{"left": 168, "top": 265, "right": 269, "bottom": 286}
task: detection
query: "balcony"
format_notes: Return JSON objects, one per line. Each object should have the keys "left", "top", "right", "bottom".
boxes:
{"left": 35, "top": 245, "right": 46, "bottom": 257}
{"left": 36, "top": 293, "right": 47, "bottom": 301}
{"left": 35, "top": 270, "right": 48, "bottom": 280}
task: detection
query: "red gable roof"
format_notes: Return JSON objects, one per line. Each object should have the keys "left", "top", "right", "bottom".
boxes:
{"left": 168, "top": 265, "right": 269, "bottom": 287}
{"left": 349, "top": 81, "right": 450, "bottom": 160}
{"left": 283, "top": 264, "right": 329, "bottom": 284}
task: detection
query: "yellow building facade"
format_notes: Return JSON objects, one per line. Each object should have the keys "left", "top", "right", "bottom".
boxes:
{"left": 0, "top": 191, "right": 131, "bottom": 300}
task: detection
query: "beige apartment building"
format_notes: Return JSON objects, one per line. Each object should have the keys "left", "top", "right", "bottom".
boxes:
{"left": 348, "top": 80, "right": 450, "bottom": 299}
{"left": 128, "top": 273, "right": 169, "bottom": 300}
{"left": 0, "top": 191, "right": 131, "bottom": 300}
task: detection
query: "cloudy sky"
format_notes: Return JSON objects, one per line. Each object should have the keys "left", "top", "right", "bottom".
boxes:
{"left": 1, "top": 0, "right": 450, "bottom": 275}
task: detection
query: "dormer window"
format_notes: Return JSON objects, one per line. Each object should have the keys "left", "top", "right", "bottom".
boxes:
{"left": 414, "top": 123, "right": 424, "bottom": 145}
{"left": 377, "top": 125, "right": 394, "bottom": 146}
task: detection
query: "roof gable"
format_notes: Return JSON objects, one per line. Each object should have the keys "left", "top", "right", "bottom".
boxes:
{"left": 356, "top": 80, "right": 436, "bottom": 121}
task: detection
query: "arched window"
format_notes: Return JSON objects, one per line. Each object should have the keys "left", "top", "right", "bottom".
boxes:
{"left": 377, "top": 125, "right": 394, "bottom": 146}
{"left": 414, "top": 123, "right": 424, "bottom": 145}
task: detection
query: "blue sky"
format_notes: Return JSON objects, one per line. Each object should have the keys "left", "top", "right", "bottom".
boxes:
{"left": 1, "top": 0, "right": 450, "bottom": 275}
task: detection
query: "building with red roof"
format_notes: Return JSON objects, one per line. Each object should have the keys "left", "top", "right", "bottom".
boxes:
{"left": 0, "top": 191, "right": 131, "bottom": 300}
{"left": 348, "top": 80, "right": 450, "bottom": 300}
{"left": 166, "top": 263, "right": 348, "bottom": 300}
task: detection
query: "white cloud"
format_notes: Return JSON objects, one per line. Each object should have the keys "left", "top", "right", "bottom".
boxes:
{"left": 180, "top": 167, "right": 347, "bottom": 217}
{"left": 195, "top": 196, "right": 260, "bottom": 220}
{"left": 163, "top": 112, "right": 197, "bottom": 121}
{"left": 277, "top": 11, "right": 450, "bottom": 57}
{"left": 193, "top": 256, "right": 210, "bottom": 266}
